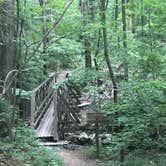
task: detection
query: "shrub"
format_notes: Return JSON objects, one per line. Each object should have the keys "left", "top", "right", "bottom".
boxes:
{"left": 102, "top": 80, "right": 166, "bottom": 163}
{"left": 0, "top": 124, "right": 64, "bottom": 166}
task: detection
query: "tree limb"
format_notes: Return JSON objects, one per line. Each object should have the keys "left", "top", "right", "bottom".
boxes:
{"left": 2, "top": 70, "right": 18, "bottom": 96}
{"left": 25, "top": 0, "right": 74, "bottom": 63}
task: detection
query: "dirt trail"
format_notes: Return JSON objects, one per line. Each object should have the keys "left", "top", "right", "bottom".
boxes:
{"left": 57, "top": 147, "right": 104, "bottom": 166}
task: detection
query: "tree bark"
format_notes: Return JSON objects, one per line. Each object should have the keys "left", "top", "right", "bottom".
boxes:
{"left": 141, "top": 0, "right": 144, "bottom": 37}
{"left": 99, "top": 0, "right": 118, "bottom": 103}
{"left": 115, "top": 0, "right": 118, "bottom": 30}
{"left": 130, "top": 0, "right": 135, "bottom": 33}
{"left": 0, "top": 1, "right": 17, "bottom": 81}
{"left": 94, "top": 31, "right": 101, "bottom": 71}
{"left": 41, "top": 0, "right": 50, "bottom": 75}
{"left": 121, "top": 0, "right": 128, "bottom": 81}
{"left": 0, "top": 0, "right": 17, "bottom": 141}
{"left": 80, "top": 0, "right": 92, "bottom": 69}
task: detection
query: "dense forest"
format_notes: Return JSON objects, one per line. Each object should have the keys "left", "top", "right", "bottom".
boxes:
{"left": 0, "top": 0, "right": 166, "bottom": 165}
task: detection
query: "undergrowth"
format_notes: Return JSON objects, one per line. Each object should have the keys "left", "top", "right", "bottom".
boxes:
{"left": 0, "top": 124, "right": 64, "bottom": 166}
{"left": 82, "top": 80, "right": 166, "bottom": 165}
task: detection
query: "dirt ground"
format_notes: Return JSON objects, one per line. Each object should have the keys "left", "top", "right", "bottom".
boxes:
{"left": 57, "top": 147, "right": 104, "bottom": 166}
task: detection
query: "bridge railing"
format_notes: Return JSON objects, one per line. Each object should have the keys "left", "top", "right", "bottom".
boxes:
{"left": 56, "top": 83, "right": 81, "bottom": 139}
{"left": 31, "top": 72, "right": 81, "bottom": 140}
{"left": 31, "top": 73, "right": 56, "bottom": 128}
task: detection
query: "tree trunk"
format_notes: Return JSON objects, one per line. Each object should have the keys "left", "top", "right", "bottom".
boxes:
{"left": 141, "top": 0, "right": 144, "bottom": 37}
{"left": 40, "top": 0, "right": 50, "bottom": 75}
{"left": 0, "top": 1, "right": 17, "bottom": 81}
{"left": 99, "top": 0, "right": 118, "bottom": 103}
{"left": 131, "top": 0, "right": 135, "bottom": 33}
{"left": 115, "top": 0, "right": 119, "bottom": 30}
{"left": 121, "top": 0, "right": 128, "bottom": 81}
{"left": 84, "top": 38, "right": 92, "bottom": 68}
{"left": 94, "top": 31, "right": 101, "bottom": 71}
{"left": 0, "top": 0, "right": 17, "bottom": 142}
{"left": 80, "top": 0, "right": 92, "bottom": 69}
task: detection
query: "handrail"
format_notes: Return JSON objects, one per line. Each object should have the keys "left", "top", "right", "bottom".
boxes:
{"left": 31, "top": 73, "right": 56, "bottom": 128}
{"left": 31, "top": 72, "right": 81, "bottom": 140}
{"left": 32, "top": 74, "right": 54, "bottom": 94}
{"left": 56, "top": 83, "right": 81, "bottom": 139}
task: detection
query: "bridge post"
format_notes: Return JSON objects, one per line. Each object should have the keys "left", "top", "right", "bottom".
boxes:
{"left": 31, "top": 93, "right": 35, "bottom": 127}
{"left": 53, "top": 89, "right": 59, "bottom": 140}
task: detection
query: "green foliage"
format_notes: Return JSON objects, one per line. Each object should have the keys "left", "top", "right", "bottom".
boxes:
{"left": 0, "top": 124, "right": 64, "bottom": 166}
{"left": 104, "top": 150, "right": 166, "bottom": 166}
{"left": 0, "top": 98, "right": 18, "bottom": 138}
{"left": 84, "top": 145, "right": 97, "bottom": 159}
{"left": 15, "top": 88, "right": 32, "bottom": 99}
{"left": 69, "top": 68, "right": 107, "bottom": 87}
{"left": 0, "top": 98, "right": 10, "bottom": 136}
{"left": 53, "top": 78, "right": 68, "bottom": 88}
{"left": 47, "top": 38, "right": 83, "bottom": 69}
{"left": 21, "top": 68, "right": 47, "bottom": 90}
{"left": 102, "top": 80, "right": 166, "bottom": 163}
{"left": 1, "top": 0, "right": 166, "bottom": 164}
{"left": 0, "top": 98, "right": 63, "bottom": 165}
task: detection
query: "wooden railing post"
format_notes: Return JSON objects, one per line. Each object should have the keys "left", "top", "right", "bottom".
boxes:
{"left": 53, "top": 89, "right": 59, "bottom": 140}
{"left": 31, "top": 93, "right": 36, "bottom": 127}
{"left": 30, "top": 72, "right": 81, "bottom": 140}
{"left": 31, "top": 73, "right": 57, "bottom": 129}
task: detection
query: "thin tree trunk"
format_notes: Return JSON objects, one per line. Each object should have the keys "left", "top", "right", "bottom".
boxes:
{"left": 115, "top": 0, "right": 118, "bottom": 30}
{"left": 99, "top": 0, "right": 117, "bottom": 103}
{"left": 40, "top": 0, "right": 49, "bottom": 75}
{"left": 80, "top": 0, "right": 92, "bottom": 69}
{"left": 130, "top": 0, "right": 135, "bottom": 33}
{"left": 121, "top": 0, "right": 128, "bottom": 81}
{"left": 94, "top": 31, "right": 101, "bottom": 71}
{"left": 114, "top": 0, "right": 120, "bottom": 47}
{"left": 84, "top": 38, "right": 92, "bottom": 68}
{"left": 131, "top": 13, "right": 135, "bottom": 33}
{"left": 141, "top": 0, "right": 144, "bottom": 37}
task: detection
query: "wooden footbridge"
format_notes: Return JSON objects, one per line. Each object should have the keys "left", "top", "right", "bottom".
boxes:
{"left": 31, "top": 72, "right": 81, "bottom": 140}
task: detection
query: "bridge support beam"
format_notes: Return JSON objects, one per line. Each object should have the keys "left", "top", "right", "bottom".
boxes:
{"left": 31, "top": 93, "right": 35, "bottom": 128}
{"left": 53, "top": 89, "right": 59, "bottom": 141}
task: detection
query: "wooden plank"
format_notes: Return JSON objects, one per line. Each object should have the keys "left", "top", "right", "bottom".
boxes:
{"left": 52, "top": 89, "right": 59, "bottom": 140}
{"left": 87, "top": 112, "right": 108, "bottom": 123}
{"left": 34, "top": 94, "right": 53, "bottom": 128}
{"left": 32, "top": 74, "right": 55, "bottom": 94}
{"left": 31, "top": 93, "right": 36, "bottom": 127}
{"left": 32, "top": 72, "right": 83, "bottom": 140}
{"left": 78, "top": 102, "right": 91, "bottom": 108}
{"left": 34, "top": 89, "right": 53, "bottom": 118}
{"left": 40, "top": 141, "right": 69, "bottom": 146}
{"left": 36, "top": 102, "right": 55, "bottom": 138}
{"left": 31, "top": 73, "right": 56, "bottom": 129}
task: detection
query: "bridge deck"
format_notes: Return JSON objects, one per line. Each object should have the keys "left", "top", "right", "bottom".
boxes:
{"left": 36, "top": 102, "right": 56, "bottom": 138}
{"left": 33, "top": 71, "right": 69, "bottom": 140}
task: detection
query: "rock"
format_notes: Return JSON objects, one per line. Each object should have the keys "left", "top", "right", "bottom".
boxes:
{"left": 66, "top": 132, "right": 93, "bottom": 145}
{"left": 101, "top": 134, "right": 112, "bottom": 145}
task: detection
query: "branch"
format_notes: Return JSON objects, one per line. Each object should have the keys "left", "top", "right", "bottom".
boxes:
{"left": 0, "top": 67, "right": 42, "bottom": 97}
{"left": 26, "top": 0, "right": 74, "bottom": 62}
{"left": 2, "top": 70, "right": 18, "bottom": 96}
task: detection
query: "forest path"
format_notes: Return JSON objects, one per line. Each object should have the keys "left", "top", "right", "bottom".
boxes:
{"left": 56, "top": 147, "right": 104, "bottom": 166}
